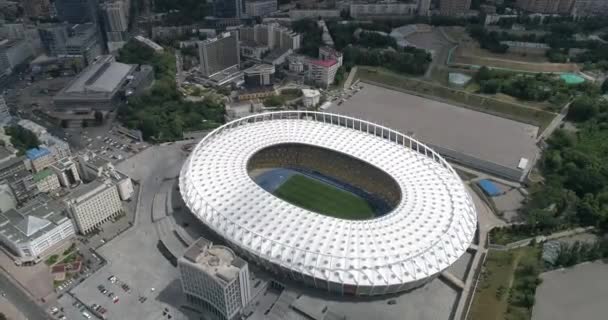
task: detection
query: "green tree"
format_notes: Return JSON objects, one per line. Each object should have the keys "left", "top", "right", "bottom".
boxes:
{"left": 4, "top": 126, "right": 40, "bottom": 154}
{"left": 567, "top": 96, "right": 598, "bottom": 122}
{"left": 602, "top": 78, "right": 608, "bottom": 94}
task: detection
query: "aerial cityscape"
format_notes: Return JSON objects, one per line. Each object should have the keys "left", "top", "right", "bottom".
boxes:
{"left": 0, "top": 1, "right": 607, "bottom": 320}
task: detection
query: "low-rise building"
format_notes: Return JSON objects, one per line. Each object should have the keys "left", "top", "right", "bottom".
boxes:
{"left": 0, "top": 183, "right": 17, "bottom": 213}
{"left": 0, "top": 195, "right": 75, "bottom": 263}
{"left": 0, "top": 95, "right": 11, "bottom": 125}
{"left": 245, "top": 0, "right": 277, "bottom": 17}
{"left": 289, "top": 9, "right": 340, "bottom": 19}
{"left": 26, "top": 147, "right": 54, "bottom": 173}
{"left": 179, "top": 238, "right": 252, "bottom": 320}
{"left": 64, "top": 179, "right": 123, "bottom": 234}
{"left": 350, "top": 2, "right": 420, "bottom": 18}
{"left": 308, "top": 59, "right": 340, "bottom": 88}
{"left": 237, "top": 87, "right": 277, "bottom": 101}
{"left": 134, "top": 35, "right": 164, "bottom": 53}
{"left": 0, "top": 39, "right": 34, "bottom": 76}
{"left": 262, "top": 48, "right": 292, "bottom": 66}
{"left": 33, "top": 168, "right": 60, "bottom": 193}
{"left": 302, "top": 89, "right": 321, "bottom": 107}
{"left": 3, "top": 169, "right": 38, "bottom": 204}
{"left": 243, "top": 64, "right": 275, "bottom": 88}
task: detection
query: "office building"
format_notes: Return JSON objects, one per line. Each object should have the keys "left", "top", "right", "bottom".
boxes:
{"left": 573, "top": 0, "right": 608, "bottom": 16}
{"left": 53, "top": 55, "right": 135, "bottom": 112}
{"left": 77, "top": 152, "right": 112, "bottom": 182}
{"left": 243, "top": 64, "right": 275, "bottom": 88}
{"left": 0, "top": 39, "right": 34, "bottom": 73}
{"left": 245, "top": 0, "right": 278, "bottom": 17}
{"left": 179, "top": 238, "right": 251, "bottom": 320}
{"left": 350, "top": 2, "right": 420, "bottom": 18}
{"left": 302, "top": 89, "right": 321, "bottom": 107}
{"left": 50, "top": 157, "right": 81, "bottom": 188}
{"left": 516, "top": 0, "right": 574, "bottom": 14}
{"left": 23, "top": 0, "right": 52, "bottom": 19}
{"left": 26, "top": 147, "right": 54, "bottom": 173}
{"left": 198, "top": 32, "right": 240, "bottom": 77}
{"left": 54, "top": 0, "right": 95, "bottom": 24}
{"left": 38, "top": 24, "right": 70, "bottom": 56}
{"left": 65, "top": 23, "right": 103, "bottom": 66}
{"left": 213, "top": 0, "right": 244, "bottom": 18}
{"left": 64, "top": 179, "right": 123, "bottom": 234}
{"left": 102, "top": 1, "right": 129, "bottom": 42}
{"left": 440, "top": 0, "right": 472, "bottom": 15}
{"left": 0, "top": 95, "right": 10, "bottom": 125}
{"left": 33, "top": 169, "right": 60, "bottom": 193}
{"left": 0, "top": 195, "right": 75, "bottom": 262}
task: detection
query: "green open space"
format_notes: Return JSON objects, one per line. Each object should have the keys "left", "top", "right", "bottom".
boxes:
{"left": 469, "top": 246, "right": 542, "bottom": 320}
{"left": 273, "top": 174, "right": 374, "bottom": 220}
{"left": 354, "top": 66, "right": 556, "bottom": 132}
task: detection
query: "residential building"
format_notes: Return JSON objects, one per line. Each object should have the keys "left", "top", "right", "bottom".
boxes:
{"left": 516, "top": 0, "right": 575, "bottom": 14}
{"left": 54, "top": 0, "right": 95, "bottom": 24}
{"left": 319, "top": 46, "right": 343, "bottom": 66}
{"left": 289, "top": 9, "right": 340, "bottom": 19}
{"left": 50, "top": 157, "right": 81, "bottom": 188}
{"left": 0, "top": 195, "right": 75, "bottom": 262}
{"left": 0, "top": 183, "right": 17, "bottom": 213}
{"left": 243, "top": 64, "right": 275, "bottom": 88}
{"left": 308, "top": 59, "right": 340, "bottom": 88}
{"left": 53, "top": 55, "right": 135, "bottom": 112}
{"left": 262, "top": 48, "right": 292, "bottom": 66}
{"left": 0, "top": 146, "right": 17, "bottom": 168}
{"left": 0, "top": 24, "right": 26, "bottom": 40}
{"left": 32, "top": 169, "right": 60, "bottom": 193}
{"left": 23, "top": 0, "right": 52, "bottom": 19}
{"left": 350, "top": 2, "right": 420, "bottom": 18}
{"left": 573, "top": 0, "right": 608, "bottom": 16}
{"left": 245, "top": 0, "right": 278, "bottom": 17}
{"left": 102, "top": 0, "right": 129, "bottom": 42}
{"left": 439, "top": 0, "right": 472, "bottom": 16}
{"left": 0, "top": 95, "right": 10, "bottom": 125}
{"left": 239, "top": 23, "right": 301, "bottom": 52}
{"left": 26, "top": 147, "right": 54, "bottom": 173}
{"left": 42, "top": 135, "right": 71, "bottom": 162}
{"left": 4, "top": 169, "right": 39, "bottom": 204}
{"left": 0, "top": 156, "right": 26, "bottom": 182}
{"left": 64, "top": 179, "right": 122, "bottom": 234}
{"left": 214, "top": 0, "right": 244, "bottom": 18}
{"left": 198, "top": 32, "right": 240, "bottom": 78}
{"left": 0, "top": 39, "right": 34, "bottom": 74}
{"left": 302, "top": 89, "right": 321, "bottom": 107}
{"left": 179, "top": 238, "right": 252, "bottom": 320}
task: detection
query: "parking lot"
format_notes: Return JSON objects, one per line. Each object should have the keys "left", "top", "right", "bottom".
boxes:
{"left": 69, "top": 125, "right": 149, "bottom": 164}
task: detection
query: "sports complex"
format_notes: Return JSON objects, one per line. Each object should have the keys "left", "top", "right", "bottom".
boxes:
{"left": 179, "top": 111, "right": 477, "bottom": 296}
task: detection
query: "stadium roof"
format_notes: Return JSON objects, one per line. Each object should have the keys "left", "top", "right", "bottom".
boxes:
{"left": 180, "top": 111, "right": 477, "bottom": 292}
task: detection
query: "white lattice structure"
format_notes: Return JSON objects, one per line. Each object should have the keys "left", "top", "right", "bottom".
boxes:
{"left": 179, "top": 111, "right": 477, "bottom": 296}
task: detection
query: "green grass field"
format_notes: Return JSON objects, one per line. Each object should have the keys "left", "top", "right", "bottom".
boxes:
{"left": 274, "top": 174, "right": 374, "bottom": 220}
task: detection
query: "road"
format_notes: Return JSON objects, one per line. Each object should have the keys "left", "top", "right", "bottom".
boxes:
{"left": 0, "top": 270, "right": 49, "bottom": 320}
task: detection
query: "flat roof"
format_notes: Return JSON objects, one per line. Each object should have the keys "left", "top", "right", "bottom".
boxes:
{"left": 328, "top": 83, "right": 539, "bottom": 172}
{"left": 0, "top": 195, "right": 69, "bottom": 244}
{"left": 182, "top": 238, "right": 245, "bottom": 285}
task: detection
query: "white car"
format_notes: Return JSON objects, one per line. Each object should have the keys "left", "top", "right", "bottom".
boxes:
{"left": 82, "top": 311, "right": 91, "bottom": 319}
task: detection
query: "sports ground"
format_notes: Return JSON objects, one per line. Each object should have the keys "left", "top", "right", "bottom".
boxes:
{"left": 273, "top": 174, "right": 374, "bottom": 220}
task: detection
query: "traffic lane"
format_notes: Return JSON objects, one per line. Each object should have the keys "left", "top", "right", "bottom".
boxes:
{"left": 0, "top": 270, "right": 49, "bottom": 320}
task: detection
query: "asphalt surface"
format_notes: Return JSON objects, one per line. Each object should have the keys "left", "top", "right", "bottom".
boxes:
{"left": 0, "top": 270, "right": 49, "bottom": 320}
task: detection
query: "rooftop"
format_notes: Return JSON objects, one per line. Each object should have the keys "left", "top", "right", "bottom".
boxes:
{"left": 55, "top": 55, "right": 135, "bottom": 99}
{"left": 32, "top": 169, "right": 55, "bottom": 183}
{"left": 310, "top": 59, "right": 337, "bottom": 68}
{"left": 66, "top": 180, "right": 110, "bottom": 204}
{"left": 26, "top": 147, "right": 51, "bottom": 161}
{"left": 302, "top": 89, "right": 320, "bottom": 98}
{"left": 0, "top": 195, "right": 69, "bottom": 244}
{"left": 182, "top": 238, "right": 247, "bottom": 285}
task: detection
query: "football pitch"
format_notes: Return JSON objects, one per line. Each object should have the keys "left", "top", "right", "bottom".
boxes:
{"left": 274, "top": 174, "right": 374, "bottom": 220}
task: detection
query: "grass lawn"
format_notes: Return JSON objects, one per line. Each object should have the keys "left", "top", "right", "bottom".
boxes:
{"left": 274, "top": 174, "right": 374, "bottom": 220}
{"left": 469, "top": 246, "right": 542, "bottom": 320}
{"left": 355, "top": 66, "right": 555, "bottom": 132}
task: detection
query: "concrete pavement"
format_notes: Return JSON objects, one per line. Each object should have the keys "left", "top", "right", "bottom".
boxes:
{"left": 0, "top": 269, "right": 48, "bottom": 320}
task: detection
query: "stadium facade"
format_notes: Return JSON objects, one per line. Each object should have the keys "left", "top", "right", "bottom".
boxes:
{"left": 179, "top": 111, "right": 477, "bottom": 296}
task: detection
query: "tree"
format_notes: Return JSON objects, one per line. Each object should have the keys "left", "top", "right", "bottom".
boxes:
{"left": 0, "top": 312, "right": 6, "bottom": 320}
{"left": 602, "top": 78, "right": 608, "bottom": 94}
{"left": 4, "top": 126, "right": 40, "bottom": 154}
{"left": 567, "top": 96, "right": 598, "bottom": 122}
{"left": 94, "top": 111, "right": 104, "bottom": 125}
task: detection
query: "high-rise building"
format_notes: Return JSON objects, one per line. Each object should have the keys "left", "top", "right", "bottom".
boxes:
{"left": 245, "top": 0, "right": 278, "bottom": 17}
{"left": 23, "top": 0, "right": 52, "bottom": 19}
{"left": 65, "top": 23, "right": 103, "bottom": 66}
{"left": 179, "top": 238, "right": 252, "bottom": 320}
{"left": 198, "top": 32, "right": 240, "bottom": 77}
{"left": 102, "top": 1, "right": 129, "bottom": 42}
{"left": 213, "top": 0, "right": 244, "bottom": 18}
{"left": 516, "top": 0, "right": 574, "bottom": 14}
{"left": 54, "top": 0, "right": 96, "bottom": 24}
{"left": 238, "top": 23, "right": 301, "bottom": 52}
{"left": 573, "top": 0, "right": 608, "bottom": 16}
{"left": 0, "top": 95, "right": 10, "bottom": 125}
{"left": 38, "top": 24, "right": 70, "bottom": 56}
{"left": 439, "top": 0, "right": 472, "bottom": 16}
{"left": 50, "top": 157, "right": 81, "bottom": 188}
{"left": 64, "top": 179, "right": 123, "bottom": 234}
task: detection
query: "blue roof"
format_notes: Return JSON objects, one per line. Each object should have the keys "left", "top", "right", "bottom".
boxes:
{"left": 25, "top": 147, "right": 50, "bottom": 160}
{"left": 477, "top": 179, "right": 501, "bottom": 197}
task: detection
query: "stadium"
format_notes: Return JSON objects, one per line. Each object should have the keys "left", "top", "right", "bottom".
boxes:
{"left": 179, "top": 111, "right": 477, "bottom": 296}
